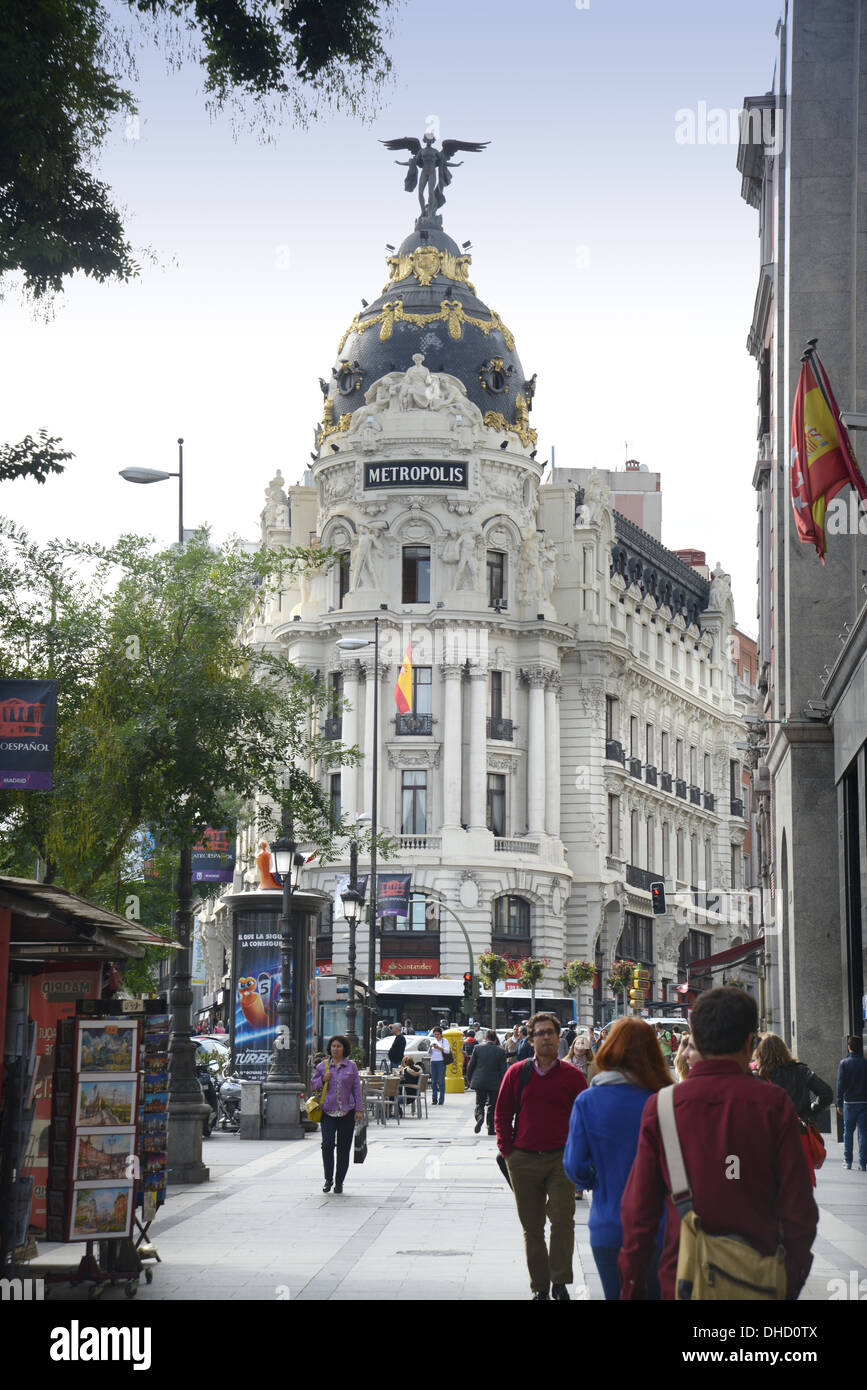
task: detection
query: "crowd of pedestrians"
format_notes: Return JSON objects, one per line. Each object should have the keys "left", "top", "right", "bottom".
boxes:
{"left": 310, "top": 997, "right": 859, "bottom": 1298}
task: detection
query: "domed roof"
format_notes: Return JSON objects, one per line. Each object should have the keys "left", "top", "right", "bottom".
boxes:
{"left": 317, "top": 220, "right": 536, "bottom": 449}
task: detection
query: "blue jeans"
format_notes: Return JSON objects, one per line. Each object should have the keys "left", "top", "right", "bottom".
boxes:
{"left": 843, "top": 1101, "right": 867, "bottom": 1168}
{"left": 430, "top": 1060, "right": 446, "bottom": 1103}
{"left": 592, "top": 1245, "right": 662, "bottom": 1301}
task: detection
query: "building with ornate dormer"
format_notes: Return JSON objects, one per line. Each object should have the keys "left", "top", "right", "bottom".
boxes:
{"left": 195, "top": 172, "right": 754, "bottom": 1037}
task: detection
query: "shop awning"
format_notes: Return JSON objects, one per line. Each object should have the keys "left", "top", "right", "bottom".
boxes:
{"left": 687, "top": 936, "right": 765, "bottom": 975}
{"left": 0, "top": 876, "right": 180, "bottom": 960}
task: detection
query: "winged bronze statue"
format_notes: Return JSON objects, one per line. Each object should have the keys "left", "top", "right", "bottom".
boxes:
{"left": 381, "top": 134, "right": 489, "bottom": 217}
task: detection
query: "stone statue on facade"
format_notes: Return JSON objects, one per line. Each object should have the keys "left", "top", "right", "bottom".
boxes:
{"left": 352, "top": 520, "right": 388, "bottom": 590}
{"left": 349, "top": 355, "right": 483, "bottom": 432}
{"left": 262, "top": 469, "right": 289, "bottom": 530}
{"left": 708, "top": 563, "right": 733, "bottom": 610}
{"left": 540, "top": 537, "right": 558, "bottom": 600}
{"left": 517, "top": 528, "right": 543, "bottom": 603}
{"left": 442, "top": 526, "right": 483, "bottom": 590}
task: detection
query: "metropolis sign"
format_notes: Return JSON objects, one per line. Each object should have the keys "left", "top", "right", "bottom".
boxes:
{"left": 363, "top": 461, "right": 467, "bottom": 489}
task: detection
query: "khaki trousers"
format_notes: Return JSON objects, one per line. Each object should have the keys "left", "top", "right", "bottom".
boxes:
{"left": 506, "top": 1147, "right": 575, "bottom": 1293}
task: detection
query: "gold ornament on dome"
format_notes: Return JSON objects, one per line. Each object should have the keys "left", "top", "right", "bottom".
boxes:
{"left": 383, "top": 245, "right": 476, "bottom": 293}
{"left": 316, "top": 395, "right": 353, "bottom": 445}
{"left": 482, "top": 394, "right": 537, "bottom": 449}
{"left": 337, "top": 298, "right": 515, "bottom": 354}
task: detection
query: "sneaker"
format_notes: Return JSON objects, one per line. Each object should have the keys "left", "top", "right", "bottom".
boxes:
{"left": 551, "top": 1283, "right": 570, "bottom": 1301}
{"left": 843, "top": 1162, "right": 852, "bottom": 1170}
{"left": 531, "top": 1291, "right": 550, "bottom": 1301}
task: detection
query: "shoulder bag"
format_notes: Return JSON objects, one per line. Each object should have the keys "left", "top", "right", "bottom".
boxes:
{"left": 657, "top": 1085, "right": 786, "bottom": 1301}
{"left": 304, "top": 1063, "right": 330, "bottom": 1123}
{"left": 496, "top": 1059, "right": 533, "bottom": 1189}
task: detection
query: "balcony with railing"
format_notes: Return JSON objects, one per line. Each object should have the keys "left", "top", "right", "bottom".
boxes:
{"left": 689, "top": 785, "right": 701, "bottom": 806}
{"left": 626, "top": 864, "right": 659, "bottom": 892}
{"left": 703, "top": 791, "right": 715, "bottom": 812}
{"left": 675, "top": 779, "right": 687, "bottom": 799}
{"left": 628, "top": 756, "right": 643, "bottom": 779}
{"left": 645, "top": 765, "right": 658, "bottom": 787}
{"left": 487, "top": 716, "right": 514, "bottom": 741}
{"left": 323, "top": 716, "right": 342, "bottom": 740}
{"left": 395, "top": 712, "right": 434, "bottom": 736}
{"left": 605, "top": 739, "right": 625, "bottom": 764}
{"left": 660, "top": 771, "right": 673, "bottom": 793}
{"left": 730, "top": 797, "right": 745, "bottom": 818}
{"left": 398, "top": 834, "right": 442, "bottom": 852}
{"left": 494, "top": 837, "right": 540, "bottom": 855}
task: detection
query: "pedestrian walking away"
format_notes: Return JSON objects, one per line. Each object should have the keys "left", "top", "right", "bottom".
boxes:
{"left": 836, "top": 1035, "right": 867, "bottom": 1171}
{"left": 494, "top": 1011, "right": 587, "bottom": 1301}
{"left": 461, "top": 1029, "right": 478, "bottom": 1083}
{"left": 310, "top": 1035, "right": 362, "bottom": 1194}
{"left": 467, "top": 1029, "right": 508, "bottom": 1133}
{"left": 429, "top": 1026, "right": 451, "bottom": 1103}
{"left": 564, "top": 1017, "right": 671, "bottom": 1300}
{"left": 619, "top": 987, "right": 818, "bottom": 1300}
{"left": 753, "top": 1032, "right": 833, "bottom": 1185}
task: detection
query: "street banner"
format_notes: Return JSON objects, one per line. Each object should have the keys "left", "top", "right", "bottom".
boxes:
{"left": 376, "top": 874, "right": 412, "bottom": 920}
{"left": 394, "top": 642, "right": 413, "bottom": 712}
{"left": 230, "top": 917, "right": 282, "bottom": 1080}
{"left": 191, "top": 917, "right": 206, "bottom": 986}
{"left": 191, "top": 825, "right": 236, "bottom": 882}
{"left": 0, "top": 679, "right": 58, "bottom": 789}
{"left": 790, "top": 344, "right": 867, "bottom": 560}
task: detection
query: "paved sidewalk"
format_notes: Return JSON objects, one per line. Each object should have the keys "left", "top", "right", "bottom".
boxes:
{"left": 36, "top": 1089, "right": 867, "bottom": 1302}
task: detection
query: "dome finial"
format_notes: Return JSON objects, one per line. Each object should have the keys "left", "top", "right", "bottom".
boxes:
{"left": 380, "top": 134, "right": 489, "bottom": 222}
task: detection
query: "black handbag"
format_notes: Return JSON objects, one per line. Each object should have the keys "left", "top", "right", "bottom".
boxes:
{"left": 497, "top": 1059, "right": 533, "bottom": 1188}
{"left": 353, "top": 1121, "right": 368, "bottom": 1164}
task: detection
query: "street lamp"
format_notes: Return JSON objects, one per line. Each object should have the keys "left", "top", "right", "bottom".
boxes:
{"left": 339, "top": 809, "right": 370, "bottom": 1050}
{"left": 336, "top": 617, "right": 383, "bottom": 1066}
{"left": 268, "top": 836, "right": 306, "bottom": 1077}
{"left": 119, "top": 437, "right": 185, "bottom": 545}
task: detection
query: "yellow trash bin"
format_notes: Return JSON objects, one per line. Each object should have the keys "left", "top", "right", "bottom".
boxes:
{"left": 444, "top": 1026, "right": 465, "bottom": 1093}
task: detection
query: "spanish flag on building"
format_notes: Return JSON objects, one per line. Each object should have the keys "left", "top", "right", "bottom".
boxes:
{"left": 394, "top": 641, "right": 412, "bottom": 713}
{"left": 790, "top": 343, "right": 867, "bottom": 561}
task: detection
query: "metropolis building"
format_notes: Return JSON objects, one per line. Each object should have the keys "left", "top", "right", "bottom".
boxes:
{"left": 197, "top": 161, "right": 754, "bottom": 1031}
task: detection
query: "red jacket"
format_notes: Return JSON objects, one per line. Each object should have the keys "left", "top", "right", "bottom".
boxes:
{"left": 494, "top": 1058, "right": 587, "bottom": 1155}
{"left": 618, "top": 1059, "right": 818, "bottom": 1300}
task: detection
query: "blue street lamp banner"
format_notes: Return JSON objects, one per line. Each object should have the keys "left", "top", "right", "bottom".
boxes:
{"left": 230, "top": 916, "right": 282, "bottom": 1080}
{"left": 0, "top": 679, "right": 58, "bottom": 789}
{"left": 191, "top": 825, "right": 236, "bottom": 882}
{"left": 376, "top": 874, "right": 412, "bottom": 920}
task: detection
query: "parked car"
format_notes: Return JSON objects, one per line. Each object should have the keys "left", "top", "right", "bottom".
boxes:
{"left": 374, "top": 1034, "right": 434, "bottom": 1073}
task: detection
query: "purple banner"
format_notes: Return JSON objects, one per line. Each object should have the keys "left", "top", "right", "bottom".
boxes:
{"left": 191, "top": 825, "right": 236, "bottom": 883}
{"left": 0, "top": 680, "right": 58, "bottom": 790}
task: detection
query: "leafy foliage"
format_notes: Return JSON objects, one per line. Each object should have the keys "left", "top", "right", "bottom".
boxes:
{"left": 0, "top": 0, "right": 397, "bottom": 297}
{"left": 0, "top": 432, "right": 74, "bottom": 484}
{"left": 606, "top": 959, "right": 636, "bottom": 994}
{"left": 477, "top": 952, "right": 510, "bottom": 990}
{"left": 559, "top": 959, "right": 595, "bottom": 993}
{"left": 0, "top": 524, "right": 359, "bottom": 900}
{"left": 514, "top": 956, "right": 548, "bottom": 989}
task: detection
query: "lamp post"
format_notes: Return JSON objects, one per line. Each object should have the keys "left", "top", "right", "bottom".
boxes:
{"left": 336, "top": 618, "right": 383, "bottom": 1067}
{"left": 119, "top": 437, "right": 185, "bottom": 544}
{"left": 263, "top": 835, "right": 306, "bottom": 1139}
{"left": 339, "top": 811, "right": 370, "bottom": 1053}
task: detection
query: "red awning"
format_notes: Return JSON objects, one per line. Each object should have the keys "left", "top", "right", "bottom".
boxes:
{"left": 687, "top": 936, "right": 764, "bottom": 974}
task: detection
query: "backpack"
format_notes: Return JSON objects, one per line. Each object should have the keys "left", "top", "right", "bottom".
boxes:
{"left": 657, "top": 1086, "right": 786, "bottom": 1301}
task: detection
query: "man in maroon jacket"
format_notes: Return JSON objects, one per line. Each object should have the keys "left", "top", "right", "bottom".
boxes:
{"left": 619, "top": 987, "right": 818, "bottom": 1300}
{"left": 495, "top": 1011, "right": 587, "bottom": 1300}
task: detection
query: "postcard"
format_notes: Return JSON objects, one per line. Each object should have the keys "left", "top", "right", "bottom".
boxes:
{"left": 74, "top": 1077, "right": 138, "bottom": 1130}
{"left": 69, "top": 1184, "right": 134, "bottom": 1240}
{"left": 73, "top": 1130, "right": 137, "bottom": 1183}
{"left": 76, "top": 1020, "right": 139, "bottom": 1076}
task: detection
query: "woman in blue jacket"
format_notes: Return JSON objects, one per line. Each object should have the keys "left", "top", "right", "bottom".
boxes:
{"left": 563, "top": 1017, "right": 671, "bottom": 1299}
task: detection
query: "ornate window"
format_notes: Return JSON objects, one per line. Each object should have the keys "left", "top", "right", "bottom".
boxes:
{"left": 493, "top": 895, "right": 531, "bottom": 938}
{"left": 487, "top": 550, "right": 506, "bottom": 608}
{"left": 486, "top": 773, "right": 506, "bottom": 837}
{"left": 401, "top": 770, "right": 427, "bottom": 834}
{"left": 402, "top": 546, "right": 430, "bottom": 603}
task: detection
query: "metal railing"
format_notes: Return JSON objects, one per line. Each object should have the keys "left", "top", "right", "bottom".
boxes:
{"left": 486, "top": 716, "right": 514, "bottom": 741}
{"left": 395, "top": 712, "right": 433, "bottom": 736}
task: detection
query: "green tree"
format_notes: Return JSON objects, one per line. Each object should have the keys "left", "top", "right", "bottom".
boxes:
{"left": 0, "top": 0, "right": 397, "bottom": 298}
{"left": 514, "top": 956, "right": 548, "bottom": 1018}
{"left": 477, "top": 952, "right": 509, "bottom": 1032}
{"left": 0, "top": 432, "right": 74, "bottom": 485}
{"left": 0, "top": 525, "right": 359, "bottom": 904}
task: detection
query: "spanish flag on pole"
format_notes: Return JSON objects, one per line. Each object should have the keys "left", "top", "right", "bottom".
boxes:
{"left": 394, "top": 641, "right": 412, "bottom": 713}
{"left": 790, "top": 342, "right": 867, "bottom": 561}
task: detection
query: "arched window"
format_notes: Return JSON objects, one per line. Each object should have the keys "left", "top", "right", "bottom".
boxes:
{"left": 493, "top": 896, "right": 531, "bottom": 940}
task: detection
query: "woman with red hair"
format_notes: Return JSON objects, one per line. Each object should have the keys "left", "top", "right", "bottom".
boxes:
{"left": 563, "top": 1017, "right": 671, "bottom": 1299}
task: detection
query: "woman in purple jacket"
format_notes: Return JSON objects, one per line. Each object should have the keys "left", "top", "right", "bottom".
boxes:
{"left": 310, "top": 1036, "right": 362, "bottom": 1194}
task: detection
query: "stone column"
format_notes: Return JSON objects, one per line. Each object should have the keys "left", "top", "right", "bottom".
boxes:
{"left": 526, "top": 667, "right": 547, "bottom": 839}
{"left": 340, "top": 659, "right": 359, "bottom": 821}
{"left": 361, "top": 658, "right": 376, "bottom": 816}
{"left": 545, "top": 672, "right": 561, "bottom": 837}
{"left": 468, "top": 664, "right": 488, "bottom": 830}
{"left": 441, "top": 663, "right": 464, "bottom": 828}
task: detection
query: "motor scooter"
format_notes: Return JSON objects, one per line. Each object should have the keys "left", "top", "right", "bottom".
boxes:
{"left": 198, "top": 1060, "right": 220, "bottom": 1137}
{"left": 219, "top": 1072, "right": 242, "bottom": 1132}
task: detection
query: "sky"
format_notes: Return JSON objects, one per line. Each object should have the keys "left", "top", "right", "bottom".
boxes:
{"left": 1, "top": 0, "right": 784, "bottom": 632}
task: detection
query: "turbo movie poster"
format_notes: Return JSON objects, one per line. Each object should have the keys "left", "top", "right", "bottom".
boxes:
{"left": 230, "top": 920, "right": 282, "bottom": 1080}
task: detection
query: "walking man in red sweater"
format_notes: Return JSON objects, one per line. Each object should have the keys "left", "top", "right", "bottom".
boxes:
{"left": 495, "top": 1011, "right": 587, "bottom": 1300}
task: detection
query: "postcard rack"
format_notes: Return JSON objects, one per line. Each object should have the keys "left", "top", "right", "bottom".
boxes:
{"left": 40, "top": 999, "right": 168, "bottom": 1298}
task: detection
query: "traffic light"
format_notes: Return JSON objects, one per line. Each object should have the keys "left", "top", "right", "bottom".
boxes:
{"left": 463, "top": 972, "right": 472, "bottom": 998}
{"left": 628, "top": 988, "right": 645, "bottom": 1008}
{"left": 632, "top": 968, "right": 651, "bottom": 989}
{"left": 650, "top": 881, "right": 666, "bottom": 915}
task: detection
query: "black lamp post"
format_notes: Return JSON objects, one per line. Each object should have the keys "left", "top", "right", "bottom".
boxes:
{"left": 336, "top": 617, "right": 382, "bottom": 1067}
{"left": 267, "top": 836, "right": 306, "bottom": 1085}
{"left": 341, "top": 875, "right": 364, "bottom": 1051}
